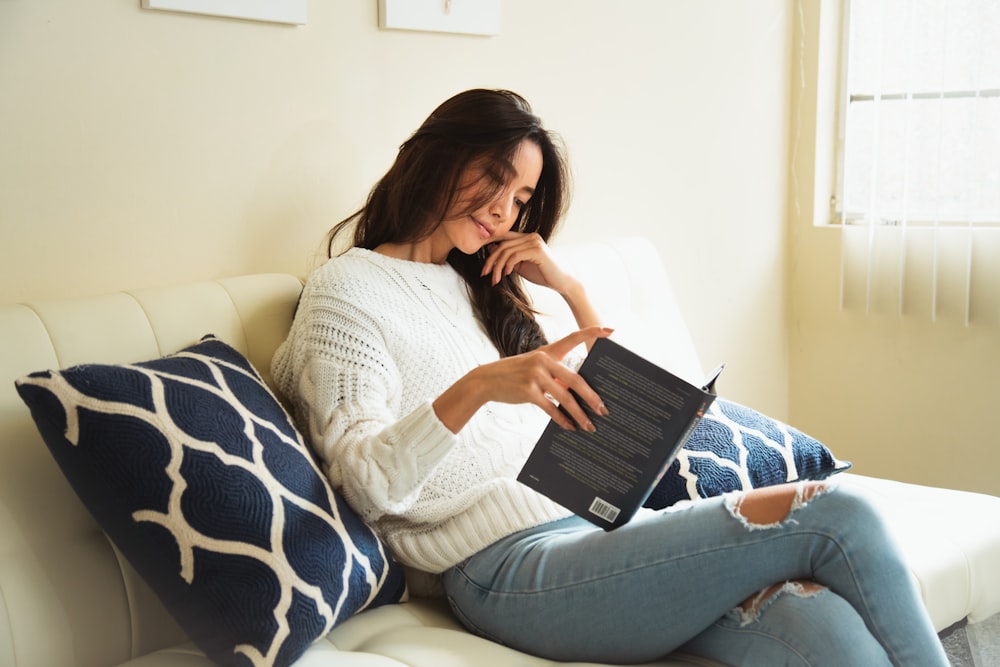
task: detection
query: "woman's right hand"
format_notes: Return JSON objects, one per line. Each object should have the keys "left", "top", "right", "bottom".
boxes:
{"left": 432, "top": 326, "right": 613, "bottom": 434}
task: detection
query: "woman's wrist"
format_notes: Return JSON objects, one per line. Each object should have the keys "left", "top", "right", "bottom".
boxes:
{"left": 432, "top": 367, "right": 488, "bottom": 434}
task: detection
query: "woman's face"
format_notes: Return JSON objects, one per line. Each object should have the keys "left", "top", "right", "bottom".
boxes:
{"left": 431, "top": 139, "right": 543, "bottom": 261}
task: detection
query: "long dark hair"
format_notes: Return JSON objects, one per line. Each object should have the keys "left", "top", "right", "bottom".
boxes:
{"left": 327, "top": 89, "right": 571, "bottom": 357}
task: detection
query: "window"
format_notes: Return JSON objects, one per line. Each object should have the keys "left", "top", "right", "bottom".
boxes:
{"left": 835, "top": 0, "right": 1000, "bottom": 227}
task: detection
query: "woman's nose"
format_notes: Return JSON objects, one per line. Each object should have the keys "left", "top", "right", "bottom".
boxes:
{"left": 490, "top": 197, "right": 512, "bottom": 221}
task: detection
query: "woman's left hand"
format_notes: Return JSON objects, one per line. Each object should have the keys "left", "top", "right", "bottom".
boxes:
{"left": 481, "top": 232, "right": 573, "bottom": 294}
{"left": 483, "top": 231, "right": 604, "bottom": 334}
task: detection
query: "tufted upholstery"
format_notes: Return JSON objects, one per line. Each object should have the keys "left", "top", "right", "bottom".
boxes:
{"left": 1, "top": 237, "right": 998, "bottom": 667}
{"left": 0, "top": 274, "right": 303, "bottom": 667}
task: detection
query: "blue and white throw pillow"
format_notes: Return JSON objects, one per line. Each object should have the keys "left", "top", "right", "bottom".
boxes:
{"left": 644, "top": 397, "right": 851, "bottom": 509}
{"left": 15, "top": 335, "right": 406, "bottom": 667}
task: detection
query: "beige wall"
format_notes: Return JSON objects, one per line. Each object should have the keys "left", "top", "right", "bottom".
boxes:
{"left": 788, "top": 1, "right": 1000, "bottom": 496}
{"left": 8, "top": 0, "right": 990, "bottom": 496}
{"left": 4, "top": 1, "right": 992, "bottom": 496}
{"left": 1, "top": 0, "right": 793, "bottom": 418}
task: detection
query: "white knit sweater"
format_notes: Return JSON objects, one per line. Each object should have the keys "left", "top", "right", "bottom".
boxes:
{"left": 271, "top": 248, "right": 572, "bottom": 573}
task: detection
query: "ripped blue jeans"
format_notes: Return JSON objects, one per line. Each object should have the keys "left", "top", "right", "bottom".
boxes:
{"left": 441, "top": 482, "right": 949, "bottom": 666}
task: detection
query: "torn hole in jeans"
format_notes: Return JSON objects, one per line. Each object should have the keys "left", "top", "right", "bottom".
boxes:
{"left": 723, "top": 481, "right": 834, "bottom": 531}
{"left": 732, "top": 581, "right": 826, "bottom": 626}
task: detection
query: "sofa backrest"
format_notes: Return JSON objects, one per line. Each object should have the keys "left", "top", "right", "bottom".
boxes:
{"left": 0, "top": 273, "right": 303, "bottom": 667}
{"left": 533, "top": 236, "right": 704, "bottom": 384}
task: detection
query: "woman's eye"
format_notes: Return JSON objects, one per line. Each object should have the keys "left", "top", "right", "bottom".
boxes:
{"left": 514, "top": 198, "right": 526, "bottom": 209}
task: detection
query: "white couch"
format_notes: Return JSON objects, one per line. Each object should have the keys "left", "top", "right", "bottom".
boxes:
{"left": 2, "top": 236, "right": 999, "bottom": 667}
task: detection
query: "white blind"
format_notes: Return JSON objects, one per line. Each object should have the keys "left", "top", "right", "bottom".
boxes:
{"left": 836, "top": 0, "right": 1000, "bottom": 324}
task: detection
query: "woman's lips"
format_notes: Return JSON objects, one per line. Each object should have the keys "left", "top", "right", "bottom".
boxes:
{"left": 473, "top": 217, "right": 493, "bottom": 239}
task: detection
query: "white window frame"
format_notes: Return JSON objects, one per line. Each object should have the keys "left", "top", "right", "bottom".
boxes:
{"left": 831, "top": 0, "right": 1000, "bottom": 229}
{"left": 792, "top": 0, "right": 1000, "bottom": 324}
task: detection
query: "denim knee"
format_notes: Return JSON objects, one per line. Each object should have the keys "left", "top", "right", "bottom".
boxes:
{"left": 681, "top": 587, "right": 892, "bottom": 667}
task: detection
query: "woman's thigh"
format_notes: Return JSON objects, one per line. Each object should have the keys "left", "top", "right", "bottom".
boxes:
{"left": 442, "top": 482, "right": 942, "bottom": 665}
{"left": 442, "top": 486, "right": 817, "bottom": 662}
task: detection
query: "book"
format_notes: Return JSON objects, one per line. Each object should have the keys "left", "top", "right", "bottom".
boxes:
{"left": 517, "top": 337, "right": 723, "bottom": 530}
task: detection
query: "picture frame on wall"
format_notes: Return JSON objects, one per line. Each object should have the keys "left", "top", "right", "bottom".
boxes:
{"left": 378, "top": 0, "right": 500, "bottom": 36}
{"left": 141, "top": 0, "right": 307, "bottom": 25}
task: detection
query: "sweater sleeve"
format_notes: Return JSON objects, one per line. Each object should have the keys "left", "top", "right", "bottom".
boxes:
{"left": 272, "top": 279, "right": 457, "bottom": 524}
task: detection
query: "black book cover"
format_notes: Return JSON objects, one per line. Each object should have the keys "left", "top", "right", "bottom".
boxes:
{"left": 518, "top": 337, "right": 723, "bottom": 530}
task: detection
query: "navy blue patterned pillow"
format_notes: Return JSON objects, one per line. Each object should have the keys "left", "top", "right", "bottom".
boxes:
{"left": 15, "top": 336, "right": 406, "bottom": 667}
{"left": 644, "top": 398, "right": 851, "bottom": 509}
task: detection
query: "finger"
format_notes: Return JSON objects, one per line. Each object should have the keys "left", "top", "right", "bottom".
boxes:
{"left": 547, "top": 383, "right": 597, "bottom": 432}
{"left": 480, "top": 243, "right": 501, "bottom": 276}
{"left": 482, "top": 246, "right": 513, "bottom": 283}
{"left": 487, "top": 242, "right": 530, "bottom": 284}
{"left": 483, "top": 236, "right": 537, "bottom": 279}
{"left": 539, "top": 353, "right": 607, "bottom": 421}
{"left": 482, "top": 235, "right": 526, "bottom": 270}
{"left": 548, "top": 367, "right": 607, "bottom": 423}
{"left": 537, "top": 392, "right": 577, "bottom": 431}
{"left": 491, "top": 254, "right": 510, "bottom": 285}
{"left": 546, "top": 326, "right": 614, "bottom": 359}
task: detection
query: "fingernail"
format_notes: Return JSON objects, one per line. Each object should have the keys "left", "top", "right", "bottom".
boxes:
{"left": 598, "top": 403, "right": 609, "bottom": 416}
{"left": 602, "top": 327, "right": 615, "bottom": 334}
{"left": 585, "top": 420, "right": 596, "bottom": 433}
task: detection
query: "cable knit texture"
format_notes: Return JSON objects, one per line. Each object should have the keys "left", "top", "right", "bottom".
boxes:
{"left": 271, "top": 249, "right": 571, "bottom": 573}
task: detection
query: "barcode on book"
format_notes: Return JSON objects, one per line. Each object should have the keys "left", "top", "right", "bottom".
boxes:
{"left": 588, "top": 497, "right": 620, "bottom": 523}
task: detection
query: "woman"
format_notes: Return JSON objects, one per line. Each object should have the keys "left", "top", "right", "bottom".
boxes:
{"left": 272, "top": 89, "right": 948, "bottom": 666}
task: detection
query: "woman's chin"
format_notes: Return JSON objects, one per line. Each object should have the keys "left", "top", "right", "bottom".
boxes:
{"left": 457, "top": 238, "right": 489, "bottom": 257}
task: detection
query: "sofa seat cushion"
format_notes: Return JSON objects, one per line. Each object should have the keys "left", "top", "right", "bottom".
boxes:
{"left": 839, "top": 474, "right": 1000, "bottom": 631}
{"left": 15, "top": 335, "right": 406, "bottom": 667}
{"left": 113, "top": 599, "right": 724, "bottom": 667}
{"left": 101, "top": 474, "right": 1000, "bottom": 667}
